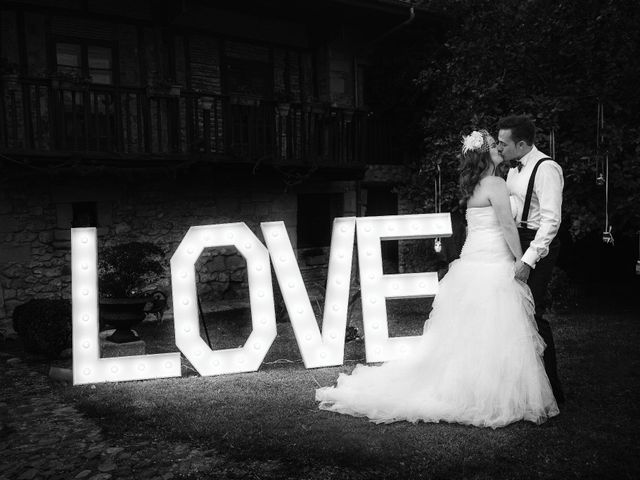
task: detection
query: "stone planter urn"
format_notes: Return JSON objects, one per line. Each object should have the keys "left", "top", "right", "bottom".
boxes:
{"left": 98, "top": 241, "right": 167, "bottom": 343}
{"left": 99, "top": 297, "right": 150, "bottom": 343}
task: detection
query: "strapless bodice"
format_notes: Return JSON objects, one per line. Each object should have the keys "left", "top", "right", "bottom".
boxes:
{"left": 466, "top": 206, "right": 500, "bottom": 232}
{"left": 461, "top": 206, "right": 513, "bottom": 264}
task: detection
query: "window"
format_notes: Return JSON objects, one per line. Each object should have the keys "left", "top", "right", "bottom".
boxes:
{"left": 88, "top": 46, "right": 113, "bottom": 85}
{"left": 54, "top": 41, "right": 116, "bottom": 150}
{"left": 224, "top": 56, "right": 274, "bottom": 157}
{"left": 56, "top": 43, "right": 82, "bottom": 77}
{"left": 297, "top": 193, "right": 344, "bottom": 248}
{"left": 56, "top": 42, "right": 113, "bottom": 84}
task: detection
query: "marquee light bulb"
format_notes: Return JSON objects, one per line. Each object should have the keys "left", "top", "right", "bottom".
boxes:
{"left": 71, "top": 228, "right": 181, "bottom": 385}
{"left": 70, "top": 213, "right": 452, "bottom": 384}
{"left": 261, "top": 217, "right": 356, "bottom": 369}
{"left": 356, "top": 213, "right": 452, "bottom": 363}
{"left": 170, "top": 223, "right": 277, "bottom": 376}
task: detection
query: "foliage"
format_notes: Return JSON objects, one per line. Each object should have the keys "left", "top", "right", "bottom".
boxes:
{"left": 12, "top": 299, "right": 72, "bottom": 358}
{"left": 98, "top": 242, "right": 166, "bottom": 298}
{"left": 401, "top": 0, "right": 640, "bottom": 243}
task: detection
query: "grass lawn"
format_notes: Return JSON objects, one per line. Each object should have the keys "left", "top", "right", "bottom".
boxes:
{"left": 53, "top": 292, "right": 640, "bottom": 480}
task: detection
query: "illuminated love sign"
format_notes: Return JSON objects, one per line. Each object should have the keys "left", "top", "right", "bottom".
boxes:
{"left": 71, "top": 213, "right": 451, "bottom": 384}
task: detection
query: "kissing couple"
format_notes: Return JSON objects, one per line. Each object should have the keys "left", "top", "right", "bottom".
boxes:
{"left": 316, "top": 115, "right": 565, "bottom": 429}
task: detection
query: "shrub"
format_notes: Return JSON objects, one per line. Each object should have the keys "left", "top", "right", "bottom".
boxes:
{"left": 12, "top": 299, "right": 72, "bottom": 358}
{"left": 99, "top": 242, "right": 166, "bottom": 298}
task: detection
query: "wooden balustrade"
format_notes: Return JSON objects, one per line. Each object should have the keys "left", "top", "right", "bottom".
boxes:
{"left": 0, "top": 77, "right": 393, "bottom": 167}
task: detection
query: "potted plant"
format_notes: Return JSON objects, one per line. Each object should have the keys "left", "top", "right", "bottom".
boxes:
{"left": 49, "top": 70, "right": 91, "bottom": 90}
{"left": 146, "top": 76, "right": 182, "bottom": 98}
{"left": 274, "top": 91, "right": 294, "bottom": 117}
{"left": 98, "top": 241, "right": 167, "bottom": 343}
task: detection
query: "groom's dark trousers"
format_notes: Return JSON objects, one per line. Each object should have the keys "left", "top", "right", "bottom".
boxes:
{"left": 518, "top": 228, "right": 565, "bottom": 403}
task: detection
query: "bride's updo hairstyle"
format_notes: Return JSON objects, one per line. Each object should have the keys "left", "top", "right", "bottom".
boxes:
{"left": 458, "top": 129, "right": 492, "bottom": 206}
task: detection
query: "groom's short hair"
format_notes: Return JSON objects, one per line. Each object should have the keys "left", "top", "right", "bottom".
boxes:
{"left": 497, "top": 115, "right": 536, "bottom": 145}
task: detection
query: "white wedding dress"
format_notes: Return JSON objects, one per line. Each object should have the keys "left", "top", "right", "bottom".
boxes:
{"left": 316, "top": 206, "right": 559, "bottom": 428}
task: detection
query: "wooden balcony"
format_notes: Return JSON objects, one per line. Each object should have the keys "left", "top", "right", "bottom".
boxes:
{"left": 0, "top": 77, "right": 393, "bottom": 169}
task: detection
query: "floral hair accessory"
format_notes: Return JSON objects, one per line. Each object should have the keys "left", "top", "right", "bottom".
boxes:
{"left": 462, "top": 130, "right": 490, "bottom": 154}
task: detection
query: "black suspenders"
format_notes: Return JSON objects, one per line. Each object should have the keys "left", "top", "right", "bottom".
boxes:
{"left": 519, "top": 158, "right": 551, "bottom": 229}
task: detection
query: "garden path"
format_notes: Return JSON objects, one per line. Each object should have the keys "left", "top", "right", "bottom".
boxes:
{"left": 0, "top": 354, "right": 280, "bottom": 480}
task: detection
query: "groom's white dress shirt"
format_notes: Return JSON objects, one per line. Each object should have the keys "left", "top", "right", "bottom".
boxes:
{"left": 506, "top": 145, "right": 564, "bottom": 269}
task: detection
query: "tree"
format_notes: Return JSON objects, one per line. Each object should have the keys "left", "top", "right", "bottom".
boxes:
{"left": 404, "top": 0, "right": 640, "bottom": 250}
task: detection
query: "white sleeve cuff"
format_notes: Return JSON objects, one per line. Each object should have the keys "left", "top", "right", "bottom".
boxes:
{"left": 522, "top": 249, "right": 538, "bottom": 269}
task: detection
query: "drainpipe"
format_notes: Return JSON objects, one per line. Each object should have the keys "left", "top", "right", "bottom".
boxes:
{"left": 354, "top": 0, "right": 423, "bottom": 112}
{"left": 367, "top": 1, "right": 421, "bottom": 49}
{"left": 353, "top": 1, "right": 423, "bottom": 214}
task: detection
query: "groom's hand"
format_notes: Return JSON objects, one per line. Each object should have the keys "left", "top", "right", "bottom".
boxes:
{"left": 514, "top": 260, "right": 531, "bottom": 282}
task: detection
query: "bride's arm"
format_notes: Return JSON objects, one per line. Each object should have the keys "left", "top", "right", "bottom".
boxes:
{"left": 486, "top": 177, "right": 523, "bottom": 260}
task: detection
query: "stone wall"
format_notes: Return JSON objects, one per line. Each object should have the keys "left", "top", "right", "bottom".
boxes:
{"left": 0, "top": 3, "right": 407, "bottom": 334}
{"left": 0, "top": 172, "right": 301, "bottom": 333}
{"left": 0, "top": 181, "right": 63, "bottom": 331}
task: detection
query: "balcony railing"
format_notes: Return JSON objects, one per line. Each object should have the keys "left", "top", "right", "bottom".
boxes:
{"left": 0, "top": 77, "right": 393, "bottom": 167}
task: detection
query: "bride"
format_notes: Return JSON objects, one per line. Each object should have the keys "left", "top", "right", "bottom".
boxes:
{"left": 316, "top": 130, "right": 559, "bottom": 428}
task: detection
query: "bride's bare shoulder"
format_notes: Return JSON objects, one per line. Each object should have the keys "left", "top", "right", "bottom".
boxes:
{"left": 479, "top": 175, "right": 507, "bottom": 190}
{"left": 481, "top": 175, "right": 506, "bottom": 185}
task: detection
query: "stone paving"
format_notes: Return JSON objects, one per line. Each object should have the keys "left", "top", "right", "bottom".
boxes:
{"left": 0, "top": 354, "right": 286, "bottom": 480}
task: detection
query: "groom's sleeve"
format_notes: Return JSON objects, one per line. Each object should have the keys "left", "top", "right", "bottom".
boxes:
{"left": 522, "top": 162, "right": 564, "bottom": 268}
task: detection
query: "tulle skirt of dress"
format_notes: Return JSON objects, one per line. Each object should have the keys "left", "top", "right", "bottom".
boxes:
{"left": 316, "top": 209, "right": 559, "bottom": 428}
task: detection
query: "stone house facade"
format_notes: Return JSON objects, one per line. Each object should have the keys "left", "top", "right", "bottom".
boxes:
{"left": 0, "top": 0, "right": 434, "bottom": 333}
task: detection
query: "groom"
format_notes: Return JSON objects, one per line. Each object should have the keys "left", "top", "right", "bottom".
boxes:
{"left": 497, "top": 115, "right": 565, "bottom": 404}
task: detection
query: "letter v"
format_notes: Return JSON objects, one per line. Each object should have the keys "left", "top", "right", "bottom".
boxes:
{"left": 260, "top": 217, "right": 356, "bottom": 368}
